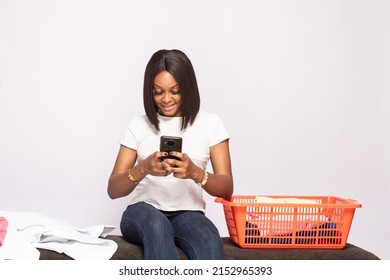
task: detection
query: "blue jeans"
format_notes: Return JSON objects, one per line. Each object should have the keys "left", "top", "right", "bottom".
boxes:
{"left": 120, "top": 202, "right": 224, "bottom": 260}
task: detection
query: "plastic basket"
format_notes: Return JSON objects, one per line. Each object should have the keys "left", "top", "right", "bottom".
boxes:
{"left": 215, "top": 195, "right": 361, "bottom": 249}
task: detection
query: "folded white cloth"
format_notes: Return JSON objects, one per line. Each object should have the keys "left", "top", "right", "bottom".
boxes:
{"left": 0, "top": 211, "right": 117, "bottom": 260}
{"left": 248, "top": 196, "right": 328, "bottom": 236}
{"left": 254, "top": 196, "right": 321, "bottom": 205}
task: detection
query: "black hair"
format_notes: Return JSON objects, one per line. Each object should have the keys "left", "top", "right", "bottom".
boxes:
{"left": 143, "top": 49, "right": 200, "bottom": 131}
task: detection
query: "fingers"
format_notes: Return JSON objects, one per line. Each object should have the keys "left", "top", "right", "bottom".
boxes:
{"left": 166, "top": 153, "right": 194, "bottom": 179}
{"left": 150, "top": 151, "right": 193, "bottom": 178}
{"left": 154, "top": 152, "right": 173, "bottom": 176}
{"left": 167, "top": 151, "right": 184, "bottom": 161}
{"left": 153, "top": 151, "right": 168, "bottom": 162}
{"left": 159, "top": 166, "right": 170, "bottom": 176}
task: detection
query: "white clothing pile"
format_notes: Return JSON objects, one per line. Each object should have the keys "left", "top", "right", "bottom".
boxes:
{"left": 0, "top": 211, "right": 117, "bottom": 260}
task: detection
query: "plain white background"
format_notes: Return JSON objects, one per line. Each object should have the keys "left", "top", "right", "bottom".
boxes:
{"left": 0, "top": 0, "right": 389, "bottom": 259}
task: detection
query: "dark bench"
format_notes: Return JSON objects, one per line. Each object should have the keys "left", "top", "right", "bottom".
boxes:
{"left": 38, "top": 235, "right": 380, "bottom": 260}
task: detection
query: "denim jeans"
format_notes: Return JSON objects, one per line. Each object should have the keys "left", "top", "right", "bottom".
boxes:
{"left": 120, "top": 202, "right": 224, "bottom": 260}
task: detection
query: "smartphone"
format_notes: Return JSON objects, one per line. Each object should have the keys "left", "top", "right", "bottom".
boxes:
{"left": 159, "top": 136, "right": 182, "bottom": 162}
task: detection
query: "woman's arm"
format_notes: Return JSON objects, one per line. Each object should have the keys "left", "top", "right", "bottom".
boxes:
{"left": 201, "top": 139, "right": 234, "bottom": 198}
{"left": 107, "top": 145, "right": 139, "bottom": 199}
{"left": 108, "top": 145, "right": 175, "bottom": 199}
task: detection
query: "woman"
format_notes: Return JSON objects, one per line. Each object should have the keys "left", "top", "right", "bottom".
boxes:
{"left": 107, "top": 49, "right": 233, "bottom": 260}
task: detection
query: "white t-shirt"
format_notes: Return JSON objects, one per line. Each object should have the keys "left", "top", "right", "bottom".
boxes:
{"left": 119, "top": 111, "right": 229, "bottom": 212}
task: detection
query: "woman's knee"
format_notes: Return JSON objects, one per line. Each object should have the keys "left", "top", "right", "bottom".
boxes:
{"left": 120, "top": 202, "right": 173, "bottom": 242}
{"left": 172, "top": 212, "right": 224, "bottom": 259}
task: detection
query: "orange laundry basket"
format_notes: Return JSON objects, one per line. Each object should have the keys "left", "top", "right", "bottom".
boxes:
{"left": 215, "top": 195, "right": 362, "bottom": 249}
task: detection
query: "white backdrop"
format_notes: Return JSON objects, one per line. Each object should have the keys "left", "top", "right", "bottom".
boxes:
{"left": 0, "top": 0, "right": 389, "bottom": 259}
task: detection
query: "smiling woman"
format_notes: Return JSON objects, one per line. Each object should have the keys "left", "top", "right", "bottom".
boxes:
{"left": 107, "top": 49, "right": 234, "bottom": 260}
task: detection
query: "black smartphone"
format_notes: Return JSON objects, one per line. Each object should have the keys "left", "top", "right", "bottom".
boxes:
{"left": 159, "top": 136, "right": 182, "bottom": 161}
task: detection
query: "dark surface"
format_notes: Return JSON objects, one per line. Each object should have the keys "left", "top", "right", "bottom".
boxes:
{"left": 38, "top": 235, "right": 380, "bottom": 260}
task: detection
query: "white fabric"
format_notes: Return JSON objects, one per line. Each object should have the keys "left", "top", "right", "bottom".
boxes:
{"left": 120, "top": 111, "right": 229, "bottom": 212}
{"left": 254, "top": 196, "right": 321, "bottom": 206}
{"left": 248, "top": 197, "right": 328, "bottom": 236}
{"left": 0, "top": 211, "right": 117, "bottom": 260}
{"left": 0, "top": 221, "right": 40, "bottom": 260}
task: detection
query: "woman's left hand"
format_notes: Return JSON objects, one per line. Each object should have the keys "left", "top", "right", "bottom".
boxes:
{"left": 162, "top": 152, "right": 199, "bottom": 180}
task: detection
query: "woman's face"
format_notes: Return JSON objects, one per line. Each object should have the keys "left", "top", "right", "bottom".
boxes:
{"left": 153, "top": 71, "right": 182, "bottom": 117}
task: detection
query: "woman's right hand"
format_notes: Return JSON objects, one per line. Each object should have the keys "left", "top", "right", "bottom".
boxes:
{"left": 142, "top": 151, "right": 172, "bottom": 177}
{"left": 108, "top": 147, "right": 172, "bottom": 199}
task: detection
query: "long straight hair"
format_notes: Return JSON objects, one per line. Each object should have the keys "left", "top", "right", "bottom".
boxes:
{"left": 143, "top": 49, "right": 200, "bottom": 132}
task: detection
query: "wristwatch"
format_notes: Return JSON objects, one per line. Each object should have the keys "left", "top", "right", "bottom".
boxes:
{"left": 197, "top": 170, "right": 208, "bottom": 187}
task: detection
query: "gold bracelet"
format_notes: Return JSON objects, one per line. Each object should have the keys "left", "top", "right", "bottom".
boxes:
{"left": 127, "top": 168, "right": 139, "bottom": 186}
{"left": 197, "top": 170, "right": 208, "bottom": 187}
